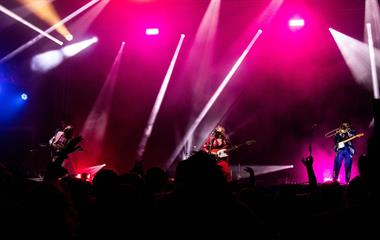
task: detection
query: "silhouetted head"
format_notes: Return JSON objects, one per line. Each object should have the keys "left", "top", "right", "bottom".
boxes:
{"left": 80, "top": 172, "right": 90, "bottom": 181}
{"left": 146, "top": 167, "right": 167, "bottom": 193}
{"left": 175, "top": 151, "right": 227, "bottom": 193}
{"left": 92, "top": 169, "right": 118, "bottom": 199}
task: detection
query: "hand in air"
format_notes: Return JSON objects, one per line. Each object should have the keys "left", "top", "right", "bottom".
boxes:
{"left": 302, "top": 155, "right": 313, "bottom": 167}
{"left": 244, "top": 166, "right": 255, "bottom": 175}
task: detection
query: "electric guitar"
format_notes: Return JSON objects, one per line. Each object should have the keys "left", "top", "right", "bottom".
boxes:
{"left": 209, "top": 139, "right": 256, "bottom": 160}
{"left": 334, "top": 133, "right": 364, "bottom": 152}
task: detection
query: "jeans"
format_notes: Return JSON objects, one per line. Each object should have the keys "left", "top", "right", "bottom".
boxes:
{"left": 333, "top": 149, "right": 352, "bottom": 183}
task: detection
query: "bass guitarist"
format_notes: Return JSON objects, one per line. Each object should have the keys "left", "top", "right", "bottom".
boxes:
{"left": 332, "top": 122, "right": 361, "bottom": 183}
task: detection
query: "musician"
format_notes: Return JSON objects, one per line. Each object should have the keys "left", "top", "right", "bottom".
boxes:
{"left": 333, "top": 122, "right": 357, "bottom": 183}
{"left": 45, "top": 125, "right": 83, "bottom": 181}
{"left": 49, "top": 125, "right": 74, "bottom": 162}
{"left": 202, "top": 125, "right": 232, "bottom": 181}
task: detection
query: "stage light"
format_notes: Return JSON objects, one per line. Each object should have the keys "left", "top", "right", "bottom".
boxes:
{"left": 232, "top": 164, "right": 294, "bottom": 177}
{"left": 62, "top": 36, "right": 98, "bottom": 57}
{"left": 146, "top": 28, "right": 159, "bottom": 35}
{"left": 167, "top": 29, "right": 263, "bottom": 168}
{"left": 21, "top": 93, "right": 28, "bottom": 100}
{"left": 17, "top": 0, "right": 73, "bottom": 40}
{"left": 0, "top": 4, "right": 63, "bottom": 45}
{"left": 289, "top": 17, "right": 304, "bottom": 30}
{"left": 79, "top": 42, "right": 125, "bottom": 166}
{"left": 31, "top": 36, "right": 98, "bottom": 73}
{"left": 137, "top": 34, "right": 185, "bottom": 160}
{"left": 323, "top": 177, "right": 340, "bottom": 183}
{"left": 0, "top": 0, "right": 101, "bottom": 63}
{"left": 329, "top": 27, "right": 380, "bottom": 97}
{"left": 366, "top": 23, "right": 380, "bottom": 99}
{"left": 65, "top": 34, "right": 74, "bottom": 41}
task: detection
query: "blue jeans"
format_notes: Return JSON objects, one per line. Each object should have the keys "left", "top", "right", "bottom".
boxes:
{"left": 333, "top": 149, "right": 352, "bottom": 183}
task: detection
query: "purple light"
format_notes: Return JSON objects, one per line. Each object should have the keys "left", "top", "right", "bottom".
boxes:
{"left": 146, "top": 28, "right": 159, "bottom": 35}
{"left": 289, "top": 18, "right": 304, "bottom": 30}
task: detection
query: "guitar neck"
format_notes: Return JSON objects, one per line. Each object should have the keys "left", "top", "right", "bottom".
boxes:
{"left": 227, "top": 143, "right": 245, "bottom": 151}
{"left": 340, "top": 134, "right": 362, "bottom": 144}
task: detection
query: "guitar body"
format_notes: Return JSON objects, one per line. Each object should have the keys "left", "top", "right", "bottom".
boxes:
{"left": 334, "top": 133, "right": 364, "bottom": 154}
{"left": 334, "top": 144, "right": 355, "bottom": 155}
{"left": 337, "top": 142, "right": 345, "bottom": 149}
{"left": 207, "top": 139, "right": 256, "bottom": 162}
{"left": 209, "top": 148, "right": 229, "bottom": 160}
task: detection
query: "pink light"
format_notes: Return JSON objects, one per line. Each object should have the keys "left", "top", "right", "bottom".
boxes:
{"left": 323, "top": 177, "right": 340, "bottom": 183}
{"left": 146, "top": 28, "right": 159, "bottom": 35}
{"left": 289, "top": 18, "right": 304, "bottom": 30}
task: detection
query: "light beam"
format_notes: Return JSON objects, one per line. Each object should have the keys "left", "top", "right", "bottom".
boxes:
{"left": 167, "top": 29, "right": 263, "bottom": 169}
{"left": 0, "top": 4, "right": 62, "bottom": 45}
{"left": 366, "top": 23, "right": 380, "bottom": 99}
{"left": 137, "top": 34, "right": 185, "bottom": 160}
{"left": 0, "top": 0, "right": 100, "bottom": 63}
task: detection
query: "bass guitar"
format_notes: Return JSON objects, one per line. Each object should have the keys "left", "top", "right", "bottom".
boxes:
{"left": 334, "top": 133, "right": 364, "bottom": 152}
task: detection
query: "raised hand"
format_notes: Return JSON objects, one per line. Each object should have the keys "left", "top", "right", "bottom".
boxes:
{"left": 244, "top": 166, "right": 255, "bottom": 174}
{"left": 244, "top": 167, "right": 256, "bottom": 187}
{"left": 302, "top": 155, "right": 317, "bottom": 188}
{"left": 302, "top": 155, "right": 313, "bottom": 167}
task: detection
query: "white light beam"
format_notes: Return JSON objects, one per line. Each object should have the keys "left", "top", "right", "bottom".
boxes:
{"left": 137, "top": 34, "right": 186, "bottom": 160}
{"left": 0, "top": 0, "right": 99, "bottom": 63}
{"left": 0, "top": 4, "right": 62, "bottom": 45}
{"left": 167, "top": 29, "right": 263, "bottom": 169}
{"left": 367, "top": 23, "right": 380, "bottom": 99}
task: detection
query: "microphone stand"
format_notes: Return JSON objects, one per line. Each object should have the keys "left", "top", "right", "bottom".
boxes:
{"left": 310, "top": 124, "right": 318, "bottom": 157}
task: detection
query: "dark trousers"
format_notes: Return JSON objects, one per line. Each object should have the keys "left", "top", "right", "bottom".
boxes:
{"left": 333, "top": 149, "right": 352, "bottom": 183}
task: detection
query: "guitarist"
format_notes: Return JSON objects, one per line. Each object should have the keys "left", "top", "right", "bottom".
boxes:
{"left": 202, "top": 125, "right": 232, "bottom": 181}
{"left": 333, "top": 122, "right": 357, "bottom": 184}
{"left": 49, "top": 125, "right": 75, "bottom": 161}
{"left": 48, "top": 125, "right": 81, "bottom": 176}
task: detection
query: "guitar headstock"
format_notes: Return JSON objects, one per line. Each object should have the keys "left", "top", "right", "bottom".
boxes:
{"left": 357, "top": 133, "right": 365, "bottom": 137}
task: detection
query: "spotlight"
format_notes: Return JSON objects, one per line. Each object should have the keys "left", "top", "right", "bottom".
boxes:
{"left": 62, "top": 36, "right": 98, "bottom": 57}
{"left": 65, "top": 34, "right": 74, "bottom": 41}
{"left": 31, "top": 36, "right": 98, "bottom": 73}
{"left": 289, "top": 17, "right": 304, "bottom": 30}
{"left": 21, "top": 93, "right": 28, "bottom": 100}
{"left": 146, "top": 28, "right": 159, "bottom": 35}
